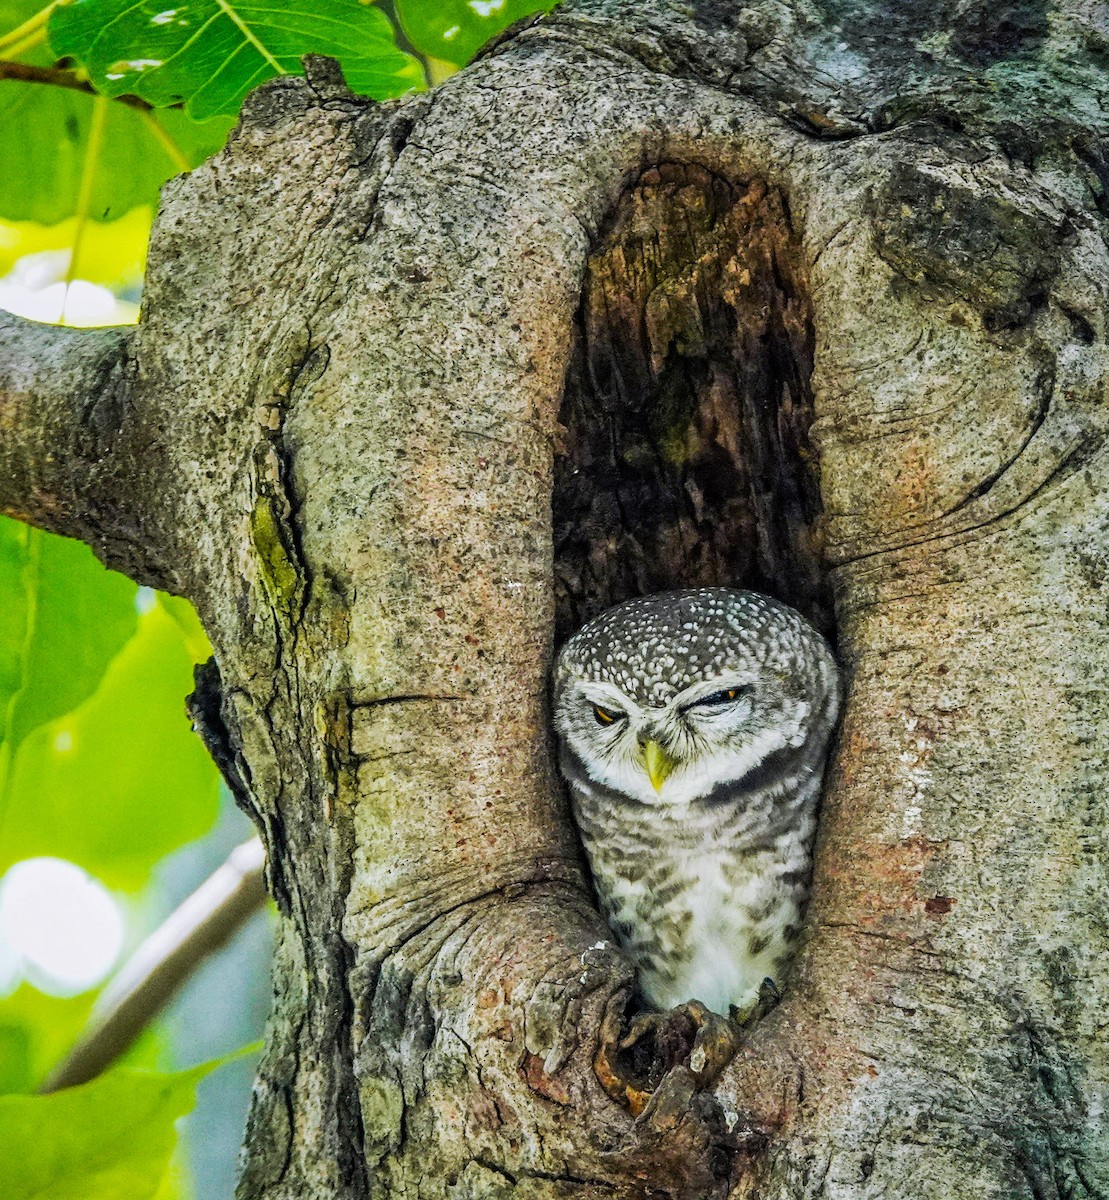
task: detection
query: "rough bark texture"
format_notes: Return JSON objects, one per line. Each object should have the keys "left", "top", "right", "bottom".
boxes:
{"left": 2, "top": 4, "right": 1109, "bottom": 1197}
{"left": 0, "top": 317, "right": 170, "bottom": 585}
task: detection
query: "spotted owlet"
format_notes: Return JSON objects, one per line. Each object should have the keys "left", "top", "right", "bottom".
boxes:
{"left": 553, "top": 588, "right": 840, "bottom": 1017}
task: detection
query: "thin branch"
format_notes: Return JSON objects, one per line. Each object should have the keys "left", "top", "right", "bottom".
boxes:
{"left": 0, "top": 60, "right": 160, "bottom": 111}
{"left": 41, "top": 837, "right": 269, "bottom": 1093}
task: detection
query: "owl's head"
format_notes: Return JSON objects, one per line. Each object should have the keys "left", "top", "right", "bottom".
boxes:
{"left": 552, "top": 589, "right": 839, "bottom": 807}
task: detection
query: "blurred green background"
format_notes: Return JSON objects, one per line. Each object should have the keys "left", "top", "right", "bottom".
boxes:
{"left": 0, "top": 2, "right": 553, "bottom": 1196}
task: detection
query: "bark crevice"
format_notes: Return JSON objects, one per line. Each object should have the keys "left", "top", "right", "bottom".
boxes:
{"left": 553, "top": 162, "right": 831, "bottom": 645}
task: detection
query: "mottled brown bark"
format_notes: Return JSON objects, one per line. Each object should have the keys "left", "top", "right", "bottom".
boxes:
{"left": 2, "top": 3, "right": 1108, "bottom": 1197}
{"left": 554, "top": 165, "right": 829, "bottom": 641}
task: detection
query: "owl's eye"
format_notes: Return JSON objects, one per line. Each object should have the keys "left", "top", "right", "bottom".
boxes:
{"left": 687, "top": 686, "right": 749, "bottom": 710}
{"left": 592, "top": 704, "right": 624, "bottom": 726}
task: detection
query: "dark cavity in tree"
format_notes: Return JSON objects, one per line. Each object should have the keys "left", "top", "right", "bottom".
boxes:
{"left": 552, "top": 162, "right": 831, "bottom": 644}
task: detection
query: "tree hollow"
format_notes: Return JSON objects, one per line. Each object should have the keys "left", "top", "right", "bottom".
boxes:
{"left": 553, "top": 163, "right": 831, "bottom": 643}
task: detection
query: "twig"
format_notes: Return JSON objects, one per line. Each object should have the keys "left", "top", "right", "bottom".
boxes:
{"left": 41, "top": 837, "right": 269, "bottom": 1093}
{"left": 0, "top": 60, "right": 158, "bottom": 111}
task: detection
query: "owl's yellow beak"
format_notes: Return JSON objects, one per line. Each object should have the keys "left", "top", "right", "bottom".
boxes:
{"left": 642, "top": 740, "right": 677, "bottom": 792}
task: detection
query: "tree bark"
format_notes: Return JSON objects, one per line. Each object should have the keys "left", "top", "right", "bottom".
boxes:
{"left": 3, "top": 4, "right": 1108, "bottom": 1196}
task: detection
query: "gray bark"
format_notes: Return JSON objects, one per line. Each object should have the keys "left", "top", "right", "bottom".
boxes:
{"left": 2, "top": 3, "right": 1108, "bottom": 1196}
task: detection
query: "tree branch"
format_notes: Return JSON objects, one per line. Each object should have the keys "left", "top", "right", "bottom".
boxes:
{"left": 0, "top": 311, "right": 174, "bottom": 584}
{"left": 0, "top": 61, "right": 158, "bottom": 110}
{"left": 41, "top": 837, "right": 268, "bottom": 1093}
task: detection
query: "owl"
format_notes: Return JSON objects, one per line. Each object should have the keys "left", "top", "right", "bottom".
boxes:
{"left": 553, "top": 588, "right": 840, "bottom": 1017}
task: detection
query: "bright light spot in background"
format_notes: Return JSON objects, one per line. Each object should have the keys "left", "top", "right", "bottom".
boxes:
{"left": 0, "top": 933, "right": 21, "bottom": 997}
{"left": 0, "top": 209, "right": 148, "bottom": 326}
{"left": 135, "top": 585, "right": 158, "bottom": 615}
{"left": 0, "top": 250, "right": 139, "bottom": 327}
{"left": 53, "top": 730, "right": 74, "bottom": 753}
{"left": 0, "top": 859, "right": 125, "bottom": 995}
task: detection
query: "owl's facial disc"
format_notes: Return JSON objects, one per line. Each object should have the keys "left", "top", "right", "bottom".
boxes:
{"left": 554, "top": 588, "right": 839, "bottom": 812}
{"left": 557, "top": 675, "right": 778, "bottom": 804}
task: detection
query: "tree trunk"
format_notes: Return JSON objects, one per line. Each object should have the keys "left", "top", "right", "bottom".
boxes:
{"left": 3, "top": 2, "right": 1108, "bottom": 1195}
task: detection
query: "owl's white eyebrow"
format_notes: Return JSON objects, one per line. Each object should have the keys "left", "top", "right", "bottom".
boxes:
{"left": 578, "top": 682, "right": 638, "bottom": 712}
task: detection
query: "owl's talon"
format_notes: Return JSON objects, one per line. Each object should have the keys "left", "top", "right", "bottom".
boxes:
{"left": 729, "top": 977, "right": 782, "bottom": 1027}
{"left": 596, "top": 998, "right": 744, "bottom": 1115}
{"left": 684, "top": 1001, "right": 743, "bottom": 1084}
{"left": 618, "top": 1010, "right": 664, "bottom": 1052}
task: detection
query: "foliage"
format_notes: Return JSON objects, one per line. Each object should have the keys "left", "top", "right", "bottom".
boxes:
{"left": 0, "top": 0, "right": 550, "bottom": 1194}
{"left": 0, "top": 1059, "right": 217, "bottom": 1200}
{"left": 0, "top": 205, "right": 150, "bottom": 289}
{"left": 0, "top": 84, "right": 232, "bottom": 225}
{"left": 0, "top": 514, "right": 220, "bottom": 1097}
{"left": 395, "top": 0, "right": 558, "bottom": 69}
{"left": 0, "top": 0, "right": 230, "bottom": 227}
{"left": 0, "top": 0, "right": 557, "bottom": 228}
{"left": 49, "top": 0, "right": 424, "bottom": 121}
{"left": 0, "top": 518, "right": 218, "bottom": 884}
{"left": 0, "top": 516, "right": 136, "bottom": 765}
{"left": 1, "top": 588, "right": 219, "bottom": 886}
{"left": 0, "top": 985, "right": 93, "bottom": 1095}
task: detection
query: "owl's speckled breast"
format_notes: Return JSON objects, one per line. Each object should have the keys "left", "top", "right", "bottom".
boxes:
{"left": 552, "top": 588, "right": 840, "bottom": 1016}
{"left": 568, "top": 750, "right": 821, "bottom": 1014}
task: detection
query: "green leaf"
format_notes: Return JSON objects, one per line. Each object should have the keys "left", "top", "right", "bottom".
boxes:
{"left": 0, "top": 0, "right": 231, "bottom": 224}
{"left": 49, "top": 0, "right": 425, "bottom": 121}
{"left": 0, "top": 1060, "right": 214, "bottom": 1200}
{"left": 0, "top": 986, "right": 94, "bottom": 1095}
{"left": 0, "top": 81, "right": 231, "bottom": 224}
{"left": 394, "top": 0, "right": 556, "bottom": 67}
{"left": 156, "top": 592, "right": 212, "bottom": 664}
{"left": 149, "top": 1150, "right": 191, "bottom": 1200}
{"left": 0, "top": 2, "right": 59, "bottom": 65}
{"left": 1, "top": 600, "right": 219, "bottom": 889}
{"left": 0, "top": 519, "right": 136, "bottom": 762}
